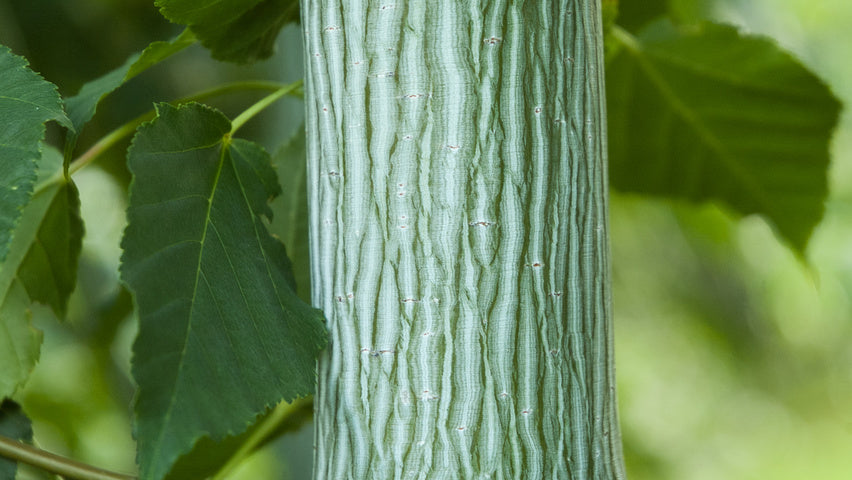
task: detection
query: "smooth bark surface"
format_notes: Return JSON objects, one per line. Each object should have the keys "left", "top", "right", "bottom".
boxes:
{"left": 301, "top": 1, "right": 624, "bottom": 478}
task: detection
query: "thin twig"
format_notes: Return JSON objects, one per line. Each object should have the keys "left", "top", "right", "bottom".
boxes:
{"left": 0, "top": 435, "right": 136, "bottom": 480}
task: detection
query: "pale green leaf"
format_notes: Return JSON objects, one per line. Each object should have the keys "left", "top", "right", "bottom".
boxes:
{"left": 0, "top": 147, "right": 81, "bottom": 399}
{"left": 121, "top": 102, "right": 326, "bottom": 480}
{"left": 156, "top": 0, "right": 298, "bottom": 63}
{"left": 64, "top": 29, "right": 196, "bottom": 146}
{"left": 0, "top": 45, "right": 71, "bottom": 263}
{"left": 0, "top": 399, "right": 33, "bottom": 479}
{"left": 607, "top": 20, "right": 841, "bottom": 253}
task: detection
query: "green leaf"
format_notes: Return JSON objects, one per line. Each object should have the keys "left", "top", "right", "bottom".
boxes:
{"left": 0, "top": 45, "right": 72, "bottom": 264}
{"left": 268, "top": 129, "right": 310, "bottom": 303}
{"left": 614, "top": 0, "right": 668, "bottom": 33}
{"left": 64, "top": 29, "right": 196, "bottom": 148}
{"left": 606, "top": 20, "right": 841, "bottom": 253}
{"left": 16, "top": 173, "right": 84, "bottom": 319}
{"left": 156, "top": 0, "right": 298, "bottom": 63}
{"left": 0, "top": 400, "right": 33, "bottom": 479}
{"left": 613, "top": 0, "right": 711, "bottom": 32}
{"left": 121, "top": 102, "right": 326, "bottom": 480}
{"left": 1, "top": 146, "right": 81, "bottom": 399}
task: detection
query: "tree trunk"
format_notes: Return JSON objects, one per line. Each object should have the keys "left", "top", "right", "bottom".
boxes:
{"left": 301, "top": 1, "right": 625, "bottom": 478}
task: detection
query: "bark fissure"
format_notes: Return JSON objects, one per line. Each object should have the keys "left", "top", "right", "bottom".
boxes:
{"left": 303, "top": 1, "right": 625, "bottom": 478}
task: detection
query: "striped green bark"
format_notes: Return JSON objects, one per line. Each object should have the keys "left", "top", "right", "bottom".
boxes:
{"left": 301, "top": 1, "right": 624, "bottom": 478}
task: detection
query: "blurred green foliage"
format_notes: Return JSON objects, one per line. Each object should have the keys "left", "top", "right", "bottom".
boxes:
{"left": 612, "top": 1, "right": 852, "bottom": 478}
{"left": 1, "top": 0, "right": 850, "bottom": 478}
{"left": 606, "top": 18, "right": 839, "bottom": 253}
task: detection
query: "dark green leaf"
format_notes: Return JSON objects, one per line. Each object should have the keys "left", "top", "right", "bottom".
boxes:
{"left": 0, "top": 400, "right": 33, "bottom": 479}
{"left": 64, "top": 29, "right": 196, "bottom": 147}
{"left": 0, "top": 45, "right": 71, "bottom": 263}
{"left": 156, "top": 0, "right": 298, "bottom": 63}
{"left": 1, "top": 146, "right": 81, "bottom": 399}
{"left": 613, "top": 0, "right": 712, "bottom": 32}
{"left": 121, "top": 102, "right": 326, "bottom": 480}
{"left": 615, "top": 0, "right": 669, "bottom": 33}
{"left": 268, "top": 129, "right": 310, "bottom": 303}
{"left": 606, "top": 20, "right": 841, "bottom": 253}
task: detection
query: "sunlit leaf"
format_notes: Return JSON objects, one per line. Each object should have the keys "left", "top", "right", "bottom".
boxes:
{"left": 0, "top": 147, "right": 81, "bottom": 399}
{"left": 155, "top": 0, "right": 298, "bottom": 63}
{"left": 121, "top": 102, "right": 326, "bottom": 480}
{"left": 64, "top": 29, "right": 196, "bottom": 147}
{"left": 606, "top": 20, "right": 841, "bottom": 253}
{"left": 0, "top": 400, "right": 33, "bottom": 479}
{"left": 0, "top": 45, "right": 72, "bottom": 263}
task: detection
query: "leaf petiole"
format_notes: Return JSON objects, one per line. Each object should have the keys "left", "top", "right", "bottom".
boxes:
{"left": 230, "top": 80, "right": 303, "bottom": 134}
{"left": 68, "top": 80, "right": 303, "bottom": 175}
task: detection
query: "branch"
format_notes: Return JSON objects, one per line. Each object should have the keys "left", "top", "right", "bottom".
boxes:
{"left": 0, "top": 435, "right": 136, "bottom": 480}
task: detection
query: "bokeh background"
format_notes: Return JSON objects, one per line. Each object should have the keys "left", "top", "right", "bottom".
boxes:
{"left": 1, "top": 0, "right": 850, "bottom": 478}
